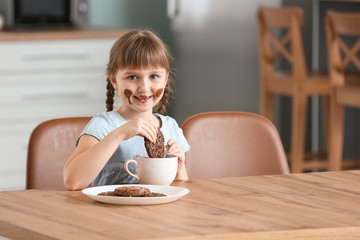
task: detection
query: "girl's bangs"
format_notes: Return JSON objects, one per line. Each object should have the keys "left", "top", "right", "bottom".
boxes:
{"left": 120, "top": 42, "right": 169, "bottom": 70}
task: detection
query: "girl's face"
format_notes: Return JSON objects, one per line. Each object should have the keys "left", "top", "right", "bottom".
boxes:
{"left": 109, "top": 67, "right": 168, "bottom": 113}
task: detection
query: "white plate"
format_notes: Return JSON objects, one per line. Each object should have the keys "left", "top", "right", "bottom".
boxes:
{"left": 81, "top": 184, "right": 190, "bottom": 205}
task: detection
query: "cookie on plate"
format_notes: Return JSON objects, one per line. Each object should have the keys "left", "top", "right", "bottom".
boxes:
{"left": 114, "top": 186, "right": 151, "bottom": 197}
{"left": 144, "top": 192, "right": 167, "bottom": 197}
{"left": 98, "top": 191, "right": 117, "bottom": 196}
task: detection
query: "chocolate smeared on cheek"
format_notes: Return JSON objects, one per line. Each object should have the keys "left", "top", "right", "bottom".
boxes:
{"left": 124, "top": 89, "right": 133, "bottom": 104}
{"left": 154, "top": 88, "right": 164, "bottom": 100}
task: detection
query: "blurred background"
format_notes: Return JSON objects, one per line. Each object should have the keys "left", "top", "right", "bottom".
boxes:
{"left": 0, "top": 0, "right": 359, "bottom": 190}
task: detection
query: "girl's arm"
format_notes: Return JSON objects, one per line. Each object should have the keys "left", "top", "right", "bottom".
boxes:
{"left": 63, "top": 118, "right": 158, "bottom": 190}
{"left": 167, "top": 138, "right": 189, "bottom": 180}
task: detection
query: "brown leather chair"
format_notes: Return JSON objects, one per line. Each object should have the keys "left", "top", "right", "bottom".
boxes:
{"left": 257, "top": 6, "right": 331, "bottom": 173}
{"left": 326, "top": 11, "right": 360, "bottom": 170}
{"left": 181, "top": 112, "right": 289, "bottom": 179}
{"left": 26, "top": 117, "right": 91, "bottom": 189}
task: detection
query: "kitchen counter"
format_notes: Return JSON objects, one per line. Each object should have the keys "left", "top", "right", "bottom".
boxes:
{"left": 0, "top": 29, "right": 129, "bottom": 41}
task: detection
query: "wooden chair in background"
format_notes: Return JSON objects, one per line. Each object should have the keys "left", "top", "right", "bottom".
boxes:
{"left": 26, "top": 117, "right": 90, "bottom": 189}
{"left": 326, "top": 11, "right": 360, "bottom": 170}
{"left": 181, "top": 111, "right": 289, "bottom": 179}
{"left": 257, "top": 6, "right": 331, "bottom": 173}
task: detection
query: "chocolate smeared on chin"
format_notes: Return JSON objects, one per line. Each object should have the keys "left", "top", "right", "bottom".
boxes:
{"left": 124, "top": 89, "right": 133, "bottom": 104}
{"left": 154, "top": 88, "right": 164, "bottom": 100}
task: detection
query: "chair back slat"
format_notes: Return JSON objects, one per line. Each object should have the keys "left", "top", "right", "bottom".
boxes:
{"left": 327, "top": 11, "right": 360, "bottom": 35}
{"left": 259, "top": 7, "right": 303, "bottom": 28}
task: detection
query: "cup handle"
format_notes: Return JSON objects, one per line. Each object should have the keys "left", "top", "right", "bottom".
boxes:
{"left": 124, "top": 159, "right": 139, "bottom": 180}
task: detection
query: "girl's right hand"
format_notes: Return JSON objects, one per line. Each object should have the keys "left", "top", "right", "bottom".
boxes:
{"left": 119, "top": 117, "right": 158, "bottom": 143}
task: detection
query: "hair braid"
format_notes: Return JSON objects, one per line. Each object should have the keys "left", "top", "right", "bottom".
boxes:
{"left": 106, "top": 77, "right": 115, "bottom": 112}
{"left": 155, "top": 82, "right": 172, "bottom": 114}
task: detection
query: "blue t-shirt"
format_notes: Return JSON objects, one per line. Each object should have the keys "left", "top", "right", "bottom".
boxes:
{"left": 77, "top": 111, "right": 190, "bottom": 186}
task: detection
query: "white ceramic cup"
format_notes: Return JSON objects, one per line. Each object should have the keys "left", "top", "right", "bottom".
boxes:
{"left": 124, "top": 154, "right": 178, "bottom": 185}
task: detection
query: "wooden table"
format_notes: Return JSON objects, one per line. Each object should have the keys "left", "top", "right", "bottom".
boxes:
{"left": 0, "top": 171, "right": 360, "bottom": 240}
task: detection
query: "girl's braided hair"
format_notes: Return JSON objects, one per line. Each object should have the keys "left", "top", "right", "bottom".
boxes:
{"left": 105, "top": 30, "right": 173, "bottom": 114}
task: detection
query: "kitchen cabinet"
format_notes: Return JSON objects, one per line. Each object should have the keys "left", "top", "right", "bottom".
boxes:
{"left": 0, "top": 30, "right": 127, "bottom": 190}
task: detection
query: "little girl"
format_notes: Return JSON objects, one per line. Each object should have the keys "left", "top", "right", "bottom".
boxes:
{"left": 63, "top": 30, "right": 190, "bottom": 190}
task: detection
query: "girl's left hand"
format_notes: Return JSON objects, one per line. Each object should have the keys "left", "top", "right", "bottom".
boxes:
{"left": 166, "top": 138, "right": 188, "bottom": 180}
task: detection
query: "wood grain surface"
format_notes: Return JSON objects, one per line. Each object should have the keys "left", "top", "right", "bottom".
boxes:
{"left": 0, "top": 29, "right": 129, "bottom": 41}
{"left": 0, "top": 170, "right": 359, "bottom": 240}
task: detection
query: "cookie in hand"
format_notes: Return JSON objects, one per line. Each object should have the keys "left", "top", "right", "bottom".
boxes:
{"left": 144, "top": 129, "right": 165, "bottom": 158}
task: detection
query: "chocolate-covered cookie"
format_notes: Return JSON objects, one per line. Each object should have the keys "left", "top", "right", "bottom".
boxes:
{"left": 144, "top": 129, "right": 165, "bottom": 158}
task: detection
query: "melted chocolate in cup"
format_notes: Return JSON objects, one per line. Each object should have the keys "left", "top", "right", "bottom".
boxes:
{"left": 154, "top": 88, "right": 164, "bottom": 100}
{"left": 124, "top": 89, "right": 133, "bottom": 104}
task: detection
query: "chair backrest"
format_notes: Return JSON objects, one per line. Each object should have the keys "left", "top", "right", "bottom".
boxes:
{"left": 326, "top": 10, "right": 360, "bottom": 86}
{"left": 257, "top": 6, "right": 307, "bottom": 81}
{"left": 26, "top": 117, "right": 91, "bottom": 189}
{"left": 181, "top": 112, "right": 289, "bottom": 179}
